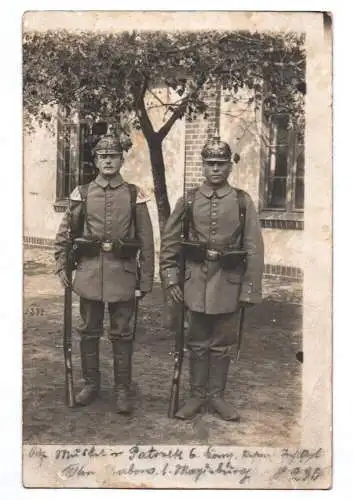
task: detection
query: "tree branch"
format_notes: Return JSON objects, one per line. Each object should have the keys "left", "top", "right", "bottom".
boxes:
{"left": 156, "top": 101, "right": 187, "bottom": 141}
{"left": 146, "top": 87, "right": 168, "bottom": 107}
{"left": 156, "top": 78, "right": 206, "bottom": 141}
{"left": 134, "top": 76, "right": 155, "bottom": 139}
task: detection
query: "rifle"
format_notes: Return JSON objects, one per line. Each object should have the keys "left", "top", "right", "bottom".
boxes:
{"left": 130, "top": 185, "right": 141, "bottom": 342}
{"left": 168, "top": 300, "right": 185, "bottom": 418}
{"left": 132, "top": 256, "right": 142, "bottom": 341}
{"left": 63, "top": 177, "right": 76, "bottom": 408}
{"left": 168, "top": 194, "right": 192, "bottom": 418}
{"left": 235, "top": 306, "right": 245, "bottom": 362}
{"left": 235, "top": 189, "right": 247, "bottom": 363}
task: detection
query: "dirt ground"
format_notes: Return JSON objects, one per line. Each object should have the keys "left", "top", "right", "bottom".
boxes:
{"left": 23, "top": 247, "right": 303, "bottom": 446}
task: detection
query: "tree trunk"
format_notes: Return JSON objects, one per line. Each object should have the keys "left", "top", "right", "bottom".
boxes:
{"left": 147, "top": 136, "right": 171, "bottom": 232}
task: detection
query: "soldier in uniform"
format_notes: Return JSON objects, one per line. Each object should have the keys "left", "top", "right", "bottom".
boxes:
{"left": 160, "top": 134, "right": 264, "bottom": 421}
{"left": 54, "top": 132, "right": 154, "bottom": 414}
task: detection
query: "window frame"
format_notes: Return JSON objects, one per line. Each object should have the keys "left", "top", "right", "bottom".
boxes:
{"left": 54, "top": 109, "right": 107, "bottom": 212}
{"left": 259, "top": 111, "right": 305, "bottom": 225}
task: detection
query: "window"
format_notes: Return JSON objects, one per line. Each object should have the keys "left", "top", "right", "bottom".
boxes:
{"left": 294, "top": 128, "right": 304, "bottom": 210}
{"left": 56, "top": 110, "right": 75, "bottom": 202}
{"left": 55, "top": 107, "right": 107, "bottom": 209}
{"left": 261, "top": 113, "right": 305, "bottom": 218}
{"left": 79, "top": 122, "right": 107, "bottom": 185}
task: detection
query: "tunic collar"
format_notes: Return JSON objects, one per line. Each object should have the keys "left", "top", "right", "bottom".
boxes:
{"left": 199, "top": 181, "right": 233, "bottom": 199}
{"left": 94, "top": 173, "right": 124, "bottom": 189}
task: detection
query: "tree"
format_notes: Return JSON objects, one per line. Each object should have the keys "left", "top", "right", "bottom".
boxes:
{"left": 23, "top": 29, "right": 305, "bottom": 230}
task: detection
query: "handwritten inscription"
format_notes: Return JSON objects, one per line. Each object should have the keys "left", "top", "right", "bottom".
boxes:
{"left": 25, "top": 445, "right": 328, "bottom": 487}
{"left": 174, "top": 462, "right": 252, "bottom": 484}
{"left": 28, "top": 446, "right": 48, "bottom": 466}
{"left": 106, "top": 463, "right": 157, "bottom": 477}
{"left": 204, "top": 446, "right": 234, "bottom": 460}
{"left": 55, "top": 446, "right": 108, "bottom": 460}
{"left": 273, "top": 466, "right": 323, "bottom": 482}
{"left": 281, "top": 448, "right": 323, "bottom": 464}
{"left": 128, "top": 445, "right": 183, "bottom": 461}
{"left": 60, "top": 463, "right": 95, "bottom": 479}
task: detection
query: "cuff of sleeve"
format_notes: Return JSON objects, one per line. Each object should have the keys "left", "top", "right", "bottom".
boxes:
{"left": 239, "top": 280, "right": 262, "bottom": 303}
{"left": 140, "top": 281, "right": 153, "bottom": 293}
{"left": 161, "top": 267, "right": 180, "bottom": 288}
{"left": 55, "top": 262, "right": 65, "bottom": 275}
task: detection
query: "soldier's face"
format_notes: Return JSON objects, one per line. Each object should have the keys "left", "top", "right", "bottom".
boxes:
{"left": 96, "top": 153, "right": 123, "bottom": 178}
{"left": 203, "top": 160, "right": 232, "bottom": 186}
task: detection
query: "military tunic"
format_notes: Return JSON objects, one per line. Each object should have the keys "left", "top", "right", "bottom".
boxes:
{"left": 160, "top": 182, "right": 264, "bottom": 315}
{"left": 55, "top": 174, "right": 155, "bottom": 303}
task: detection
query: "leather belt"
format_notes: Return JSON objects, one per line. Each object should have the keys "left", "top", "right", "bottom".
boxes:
{"left": 205, "top": 249, "right": 220, "bottom": 261}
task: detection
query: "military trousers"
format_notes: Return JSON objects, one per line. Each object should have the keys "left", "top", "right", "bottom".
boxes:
{"left": 187, "top": 310, "right": 241, "bottom": 359}
{"left": 77, "top": 297, "right": 135, "bottom": 341}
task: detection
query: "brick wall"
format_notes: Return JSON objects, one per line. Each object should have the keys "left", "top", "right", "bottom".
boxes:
{"left": 184, "top": 85, "right": 221, "bottom": 192}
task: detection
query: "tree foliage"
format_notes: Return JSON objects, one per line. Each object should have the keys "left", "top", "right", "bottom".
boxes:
{"left": 23, "top": 29, "right": 305, "bottom": 228}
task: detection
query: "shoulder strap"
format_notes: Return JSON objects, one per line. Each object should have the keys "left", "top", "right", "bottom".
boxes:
{"left": 74, "top": 183, "right": 90, "bottom": 236}
{"left": 229, "top": 188, "right": 247, "bottom": 248}
{"left": 127, "top": 183, "right": 138, "bottom": 238}
{"left": 77, "top": 183, "right": 90, "bottom": 202}
{"left": 183, "top": 188, "right": 198, "bottom": 240}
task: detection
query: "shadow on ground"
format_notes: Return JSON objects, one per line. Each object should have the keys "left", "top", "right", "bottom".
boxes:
{"left": 23, "top": 247, "right": 302, "bottom": 446}
{"left": 23, "top": 290, "right": 302, "bottom": 446}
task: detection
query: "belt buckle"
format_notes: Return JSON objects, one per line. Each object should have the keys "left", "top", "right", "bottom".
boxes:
{"left": 101, "top": 241, "right": 113, "bottom": 252}
{"left": 206, "top": 249, "right": 219, "bottom": 261}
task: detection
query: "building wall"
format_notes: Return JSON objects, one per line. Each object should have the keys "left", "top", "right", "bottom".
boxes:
{"left": 263, "top": 229, "right": 304, "bottom": 269}
{"left": 24, "top": 122, "right": 62, "bottom": 239}
{"left": 219, "top": 89, "right": 304, "bottom": 275}
{"left": 23, "top": 90, "right": 185, "bottom": 254}
{"left": 219, "top": 88, "right": 262, "bottom": 208}
{"left": 24, "top": 87, "right": 304, "bottom": 277}
{"left": 182, "top": 87, "right": 304, "bottom": 276}
{"left": 184, "top": 86, "right": 221, "bottom": 191}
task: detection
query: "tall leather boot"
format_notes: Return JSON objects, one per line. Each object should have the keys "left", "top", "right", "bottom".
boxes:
{"left": 75, "top": 337, "right": 100, "bottom": 406}
{"left": 208, "top": 355, "right": 240, "bottom": 421}
{"left": 175, "top": 353, "right": 208, "bottom": 420}
{"left": 112, "top": 340, "right": 133, "bottom": 415}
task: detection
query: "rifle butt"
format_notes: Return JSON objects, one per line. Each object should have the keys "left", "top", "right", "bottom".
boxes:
{"left": 132, "top": 293, "right": 140, "bottom": 342}
{"left": 65, "top": 371, "right": 76, "bottom": 408}
{"left": 168, "top": 383, "right": 179, "bottom": 418}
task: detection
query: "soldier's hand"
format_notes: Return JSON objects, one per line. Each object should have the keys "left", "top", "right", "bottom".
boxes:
{"left": 58, "top": 270, "right": 70, "bottom": 288}
{"left": 167, "top": 284, "right": 184, "bottom": 304}
{"left": 137, "top": 291, "right": 147, "bottom": 300}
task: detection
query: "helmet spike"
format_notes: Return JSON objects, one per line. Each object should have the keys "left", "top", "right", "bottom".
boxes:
{"left": 106, "top": 123, "right": 115, "bottom": 135}
{"left": 212, "top": 128, "right": 220, "bottom": 142}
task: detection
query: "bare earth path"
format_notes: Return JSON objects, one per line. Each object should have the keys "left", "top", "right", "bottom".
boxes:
{"left": 23, "top": 248, "right": 302, "bottom": 446}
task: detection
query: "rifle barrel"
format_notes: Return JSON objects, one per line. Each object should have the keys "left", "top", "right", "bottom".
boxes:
{"left": 168, "top": 303, "right": 185, "bottom": 418}
{"left": 63, "top": 243, "right": 76, "bottom": 407}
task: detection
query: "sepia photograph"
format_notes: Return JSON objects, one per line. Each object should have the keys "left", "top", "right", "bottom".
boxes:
{"left": 21, "top": 10, "right": 332, "bottom": 488}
